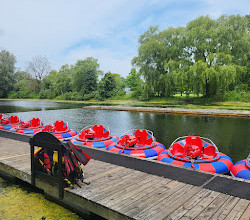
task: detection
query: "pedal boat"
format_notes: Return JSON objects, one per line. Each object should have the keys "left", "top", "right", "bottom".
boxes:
{"left": 42, "top": 120, "right": 77, "bottom": 140}
{"left": 106, "top": 129, "right": 166, "bottom": 159}
{"left": 10, "top": 117, "right": 44, "bottom": 135}
{"left": 231, "top": 154, "right": 250, "bottom": 180}
{"left": 71, "top": 124, "right": 118, "bottom": 148}
{"left": 157, "top": 136, "right": 233, "bottom": 174}
{"left": 0, "top": 115, "right": 21, "bottom": 130}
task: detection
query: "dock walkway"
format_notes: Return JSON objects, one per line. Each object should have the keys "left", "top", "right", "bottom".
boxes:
{"left": 0, "top": 132, "right": 249, "bottom": 220}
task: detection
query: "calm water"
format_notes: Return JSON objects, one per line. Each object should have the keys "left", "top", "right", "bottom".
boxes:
{"left": 0, "top": 100, "right": 249, "bottom": 162}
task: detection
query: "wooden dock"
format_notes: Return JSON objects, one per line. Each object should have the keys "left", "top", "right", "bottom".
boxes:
{"left": 0, "top": 131, "right": 250, "bottom": 220}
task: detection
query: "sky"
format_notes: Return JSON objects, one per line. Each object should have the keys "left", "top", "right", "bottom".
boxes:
{"left": 0, "top": 0, "right": 249, "bottom": 77}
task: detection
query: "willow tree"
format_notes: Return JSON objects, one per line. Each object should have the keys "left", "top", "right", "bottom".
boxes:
{"left": 132, "top": 26, "right": 186, "bottom": 97}
{"left": 191, "top": 54, "right": 236, "bottom": 97}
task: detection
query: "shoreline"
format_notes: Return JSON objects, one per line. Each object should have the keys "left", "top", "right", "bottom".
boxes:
{"left": 84, "top": 105, "right": 250, "bottom": 118}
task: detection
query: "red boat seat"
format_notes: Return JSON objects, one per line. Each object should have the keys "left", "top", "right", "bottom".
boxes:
{"left": 124, "top": 135, "right": 137, "bottom": 146}
{"left": 203, "top": 145, "right": 217, "bottom": 158}
{"left": 135, "top": 129, "right": 147, "bottom": 145}
{"left": 170, "top": 143, "right": 185, "bottom": 157}
{"left": 80, "top": 129, "right": 95, "bottom": 139}
{"left": 31, "top": 118, "right": 40, "bottom": 127}
{"left": 54, "top": 120, "right": 68, "bottom": 132}
{"left": 10, "top": 115, "right": 20, "bottom": 124}
{"left": 185, "top": 136, "right": 203, "bottom": 158}
{"left": 93, "top": 125, "right": 104, "bottom": 138}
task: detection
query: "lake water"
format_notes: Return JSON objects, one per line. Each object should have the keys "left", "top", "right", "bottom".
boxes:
{"left": 0, "top": 100, "right": 249, "bottom": 162}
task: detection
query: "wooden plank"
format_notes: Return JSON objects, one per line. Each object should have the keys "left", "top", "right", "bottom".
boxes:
{"left": 121, "top": 181, "right": 189, "bottom": 218}
{"left": 181, "top": 190, "right": 220, "bottom": 219}
{"left": 84, "top": 159, "right": 119, "bottom": 176}
{"left": 149, "top": 186, "right": 202, "bottom": 220}
{"left": 194, "top": 193, "right": 230, "bottom": 220}
{"left": 0, "top": 153, "right": 29, "bottom": 161}
{"left": 165, "top": 188, "right": 212, "bottom": 220}
{"left": 69, "top": 168, "right": 144, "bottom": 199}
{"left": 225, "top": 199, "right": 250, "bottom": 220}
{"left": 210, "top": 196, "right": 240, "bottom": 220}
{"left": 240, "top": 204, "right": 250, "bottom": 220}
{"left": 114, "top": 178, "right": 181, "bottom": 212}
{"left": 66, "top": 167, "right": 131, "bottom": 197}
{"left": 85, "top": 166, "right": 136, "bottom": 190}
{"left": 84, "top": 166, "right": 125, "bottom": 183}
{"left": 83, "top": 160, "right": 124, "bottom": 177}
{"left": 89, "top": 170, "right": 149, "bottom": 201}
{"left": 0, "top": 140, "right": 29, "bottom": 157}
{"left": 99, "top": 174, "right": 167, "bottom": 208}
{"left": 135, "top": 184, "right": 197, "bottom": 220}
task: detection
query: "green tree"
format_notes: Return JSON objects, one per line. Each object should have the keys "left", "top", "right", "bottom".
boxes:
{"left": 0, "top": 50, "right": 16, "bottom": 98}
{"left": 132, "top": 26, "right": 186, "bottom": 97}
{"left": 10, "top": 71, "right": 39, "bottom": 98}
{"left": 98, "top": 72, "right": 117, "bottom": 99}
{"left": 72, "top": 57, "right": 100, "bottom": 96}
{"left": 112, "top": 73, "right": 126, "bottom": 96}
{"left": 126, "top": 68, "right": 143, "bottom": 98}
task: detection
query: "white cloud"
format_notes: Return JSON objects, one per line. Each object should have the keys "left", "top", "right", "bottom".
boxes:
{"left": 0, "top": 0, "right": 248, "bottom": 77}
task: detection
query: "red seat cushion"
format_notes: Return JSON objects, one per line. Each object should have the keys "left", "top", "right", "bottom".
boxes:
{"left": 92, "top": 125, "right": 104, "bottom": 138}
{"left": 55, "top": 120, "right": 67, "bottom": 132}
{"left": 31, "top": 118, "right": 40, "bottom": 127}
{"left": 185, "top": 136, "right": 203, "bottom": 158}
{"left": 10, "top": 115, "right": 20, "bottom": 124}
{"left": 135, "top": 129, "right": 147, "bottom": 145}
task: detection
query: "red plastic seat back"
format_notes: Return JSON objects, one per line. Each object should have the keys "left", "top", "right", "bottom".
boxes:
{"left": 93, "top": 125, "right": 104, "bottom": 138}
{"left": 203, "top": 145, "right": 216, "bottom": 157}
{"left": 55, "top": 120, "right": 67, "bottom": 132}
{"left": 170, "top": 143, "right": 185, "bottom": 157}
{"left": 0, "top": 114, "right": 3, "bottom": 120}
{"left": 31, "top": 118, "right": 40, "bottom": 127}
{"left": 185, "top": 136, "right": 203, "bottom": 158}
{"left": 10, "top": 115, "right": 20, "bottom": 124}
{"left": 135, "top": 129, "right": 147, "bottom": 145}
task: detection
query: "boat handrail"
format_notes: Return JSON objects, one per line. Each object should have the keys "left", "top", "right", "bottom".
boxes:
{"left": 120, "top": 129, "right": 154, "bottom": 138}
{"left": 79, "top": 124, "right": 110, "bottom": 134}
{"left": 170, "top": 136, "right": 219, "bottom": 152}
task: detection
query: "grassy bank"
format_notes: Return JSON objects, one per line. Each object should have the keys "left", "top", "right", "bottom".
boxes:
{"left": 1, "top": 97, "right": 250, "bottom": 111}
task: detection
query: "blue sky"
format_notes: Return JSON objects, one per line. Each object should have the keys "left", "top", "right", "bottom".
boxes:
{"left": 0, "top": 0, "right": 249, "bottom": 77}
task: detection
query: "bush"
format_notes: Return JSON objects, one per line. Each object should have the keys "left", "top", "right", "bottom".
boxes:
{"left": 39, "top": 89, "right": 56, "bottom": 99}
{"left": 224, "top": 91, "right": 250, "bottom": 102}
{"left": 54, "top": 92, "right": 83, "bottom": 101}
{"left": 82, "top": 92, "right": 97, "bottom": 101}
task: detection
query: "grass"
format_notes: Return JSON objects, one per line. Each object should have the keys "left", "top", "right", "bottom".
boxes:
{"left": 1, "top": 96, "right": 250, "bottom": 111}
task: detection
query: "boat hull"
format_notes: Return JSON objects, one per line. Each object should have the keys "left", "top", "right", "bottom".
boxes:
{"left": 231, "top": 159, "right": 250, "bottom": 180}
{"left": 106, "top": 141, "right": 166, "bottom": 159}
{"left": 157, "top": 150, "right": 233, "bottom": 174}
{"left": 71, "top": 136, "right": 119, "bottom": 148}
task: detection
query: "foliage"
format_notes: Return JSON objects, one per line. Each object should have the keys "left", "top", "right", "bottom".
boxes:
{"left": 125, "top": 68, "right": 143, "bottom": 98}
{"left": 133, "top": 15, "right": 249, "bottom": 100}
{"left": 98, "top": 72, "right": 117, "bottom": 100}
{"left": 0, "top": 50, "right": 16, "bottom": 98}
{"left": 72, "top": 57, "right": 101, "bottom": 96}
